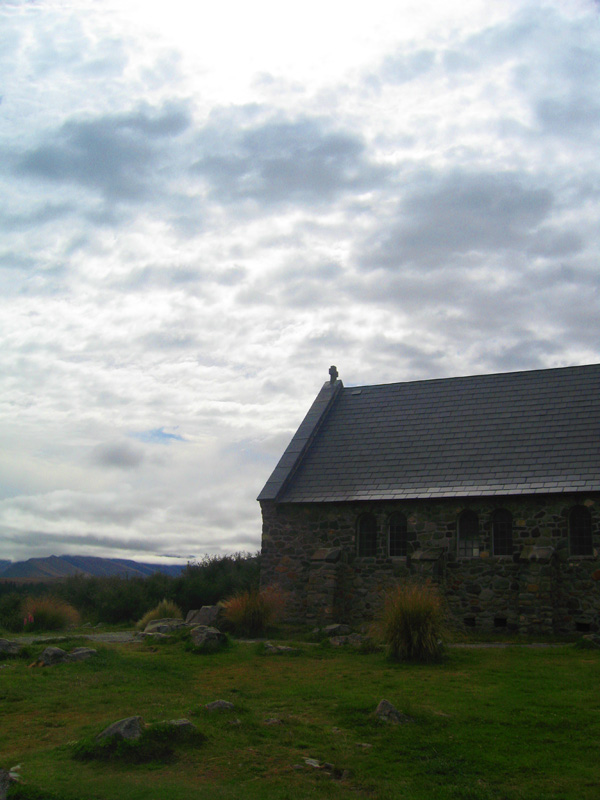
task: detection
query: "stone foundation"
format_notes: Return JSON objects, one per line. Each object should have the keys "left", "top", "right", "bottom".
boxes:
{"left": 260, "top": 494, "right": 600, "bottom": 634}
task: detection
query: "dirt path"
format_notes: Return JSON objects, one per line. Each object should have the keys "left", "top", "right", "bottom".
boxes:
{"left": 16, "top": 631, "right": 137, "bottom": 645}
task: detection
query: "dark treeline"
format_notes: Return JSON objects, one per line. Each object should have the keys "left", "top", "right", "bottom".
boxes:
{"left": 0, "top": 552, "right": 260, "bottom": 630}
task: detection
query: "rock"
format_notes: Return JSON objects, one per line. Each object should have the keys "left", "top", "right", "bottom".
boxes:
{"left": 144, "top": 618, "right": 186, "bottom": 634}
{"left": 374, "top": 699, "right": 412, "bottom": 725}
{"left": 264, "top": 718, "right": 282, "bottom": 725}
{"left": 190, "top": 626, "right": 227, "bottom": 651}
{"left": 263, "top": 642, "right": 300, "bottom": 654}
{"left": 34, "top": 646, "right": 96, "bottom": 666}
{"left": 134, "top": 632, "right": 172, "bottom": 641}
{"left": 329, "top": 633, "right": 371, "bottom": 648}
{"left": 205, "top": 700, "right": 234, "bottom": 712}
{"left": 96, "top": 716, "right": 145, "bottom": 742}
{"left": 0, "top": 639, "right": 21, "bottom": 656}
{"left": 580, "top": 634, "right": 600, "bottom": 649}
{"left": 323, "top": 623, "right": 352, "bottom": 636}
{"left": 37, "top": 647, "right": 70, "bottom": 666}
{"left": 68, "top": 647, "right": 97, "bottom": 662}
{"left": 162, "top": 718, "right": 197, "bottom": 732}
{"left": 304, "top": 758, "right": 321, "bottom": 769}
{"left": 186, "top": 605, "right": 225, "bottom": 627}
{"left": 356, "top": 742, "right": 372, "bottom": 749}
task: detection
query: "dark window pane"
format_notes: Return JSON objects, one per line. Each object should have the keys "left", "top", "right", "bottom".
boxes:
{"left": 493, "top": 509, "right": 513, "bottom": 556}
{"left": 357, "top": 514, "right": 377, "bottom": 557}
{"left": 389, "top": 512, "right": 407, "bottom": 557}
{"left": 569, "top": 506, "right": 593, "bottom": 556}
{"left": 458, "top": 509, "right": 479, "bottom": 557}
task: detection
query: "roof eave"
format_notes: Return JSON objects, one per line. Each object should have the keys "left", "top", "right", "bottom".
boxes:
{"left": 257, "top": 379, "right": 343, "bottom": 502}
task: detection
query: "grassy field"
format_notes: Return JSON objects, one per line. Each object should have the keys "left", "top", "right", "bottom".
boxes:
{"left": 1, "top": 634, "right": 599, "bottom": 800}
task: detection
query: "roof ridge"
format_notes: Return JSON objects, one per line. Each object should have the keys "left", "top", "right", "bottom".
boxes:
{"left": 345, "top": 363, "right": 600, "bottom": 391}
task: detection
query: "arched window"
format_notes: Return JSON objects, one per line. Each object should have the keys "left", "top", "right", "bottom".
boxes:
{"left": 357, "top": 513, "right": 377, "bottom": 557}
{"left": 458, "top": 509, "right": 479, "bottom": 558}
{"left": 569, "top": 506, "right": 593, "bottom": 556}
{"left": 388, "top": 512, "right": 408, "bottom": 557}
{"left": 492, "top": 509, "right": 513, "bottom": 556}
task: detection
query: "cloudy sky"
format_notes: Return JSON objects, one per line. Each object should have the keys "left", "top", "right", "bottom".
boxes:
{"left": 1, "top": 0, "right": 599, "bottom": 565}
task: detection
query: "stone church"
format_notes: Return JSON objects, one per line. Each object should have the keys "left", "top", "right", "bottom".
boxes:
{"left": 258, "top": 364, "right": 600, "bottom": 634}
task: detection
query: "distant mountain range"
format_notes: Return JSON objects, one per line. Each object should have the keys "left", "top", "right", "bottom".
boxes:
{"left": 0, "top": 555, "right": 186, "bottom": 580}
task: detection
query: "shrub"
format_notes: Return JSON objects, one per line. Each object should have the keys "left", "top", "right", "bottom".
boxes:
{"left": 0, "top": 592, "right": 25, "bottom": 633}
{"left": 377, "top": 581, "right": 446, "bottom": 663}
{"left": 136, "top": 599, "right": 183, "bottom": 630}
{"left": 22, "top": 597, "right": 80, "bottom": 632}
{"left": 173, "top": 552, "right": 261, "bottom": 612}
{"left": 222, "top": 586, "right": 285, "bottom": 636}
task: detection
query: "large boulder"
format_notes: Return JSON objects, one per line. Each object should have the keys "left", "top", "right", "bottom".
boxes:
{"left": 96, "top": 716, "right": 145, "bottom": 742}
{"left": 205, "top": 700, "right": 234, "bottom": 712}
{"left": 144, "top": 618, "right": 186, "bottom": 635}
{"left": 186, "top": 605, "right": 225, "bottom": 627}
{"left": 69, "top": 647, "right": 97, "bottom": 662}
{"left": 33, "top": 646, "right": 97, "bottom": 666}
{"left": 37, "top": 647, "right": 70, "bottom": 666}
{"left": 323, "top": 623, "right": 352, "bottom": 636}
{"left": 190, "top": 626, "right": 227, "bottom": 651}
{"left": 0, "top": 639, "right": 21, "bottom": 657}
{"left": 374, "top": 699, "right": 412, "bottom": 725}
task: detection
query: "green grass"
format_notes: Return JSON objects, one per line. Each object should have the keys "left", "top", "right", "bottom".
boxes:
{"left": 1, "top": 637, "right": 599, "bottom": 799}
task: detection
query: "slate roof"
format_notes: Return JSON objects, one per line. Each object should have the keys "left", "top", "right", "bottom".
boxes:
{"left": 257, "top": 364, "right": 600, "bottom": 503}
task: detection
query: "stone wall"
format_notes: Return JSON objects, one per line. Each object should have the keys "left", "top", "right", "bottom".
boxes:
{"left": 259, "top": 494, "right": 600, "bottom": 633}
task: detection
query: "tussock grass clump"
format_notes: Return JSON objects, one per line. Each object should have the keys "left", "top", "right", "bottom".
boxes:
{"left": 72, "top": 723, "right": 205, "bottom": 764}
{"left": 22, "top": 597, "right": 80, "bottom": 632}
{"left": 222, "top": 586, "right": 285, "bottom": 636}
{"left": 377, "top": 581, "right": 446, "bottom": 663}
{"left": 136, "top": 599, "right": 183, "bottom": 630}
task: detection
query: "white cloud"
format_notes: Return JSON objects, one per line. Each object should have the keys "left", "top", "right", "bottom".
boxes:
{"left": 0, "top": 0, "right": 599, "bottom": 562}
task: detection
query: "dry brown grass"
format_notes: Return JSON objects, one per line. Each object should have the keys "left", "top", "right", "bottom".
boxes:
{"left": 376, "top": 581, "right": 446, "bottom": 662}
{"left": 22, "top": 595, "right": 80, "bottom": 631}
{"left": 222, "top": 585, "right": 285, "bottom": 636}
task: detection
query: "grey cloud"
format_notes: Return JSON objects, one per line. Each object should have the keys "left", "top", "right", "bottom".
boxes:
{"left": 528, "top": 228, "right": 583, "bottom": 258}
{"left": 1, "top": 528, "right": 160, "bottom": 554}
{"left": 114, "top": 263, "right": 248, "bottom": 293}
{"left": 236, "top": 260, "right": 342, "bottom": 309}
{"left": 192, "top": 114, "right": 388, "bottom": 207}
{"left": 9, "top": 492, "right": 145, "bottom": 527}
{"left": 378, "top": 49, "right": 436, "bottom": 84}
{"left": 0, "top": 202, "right": 73, "bottom": 233}
{"left": 535, "top": 96, "right": 600, "bottom": 136}
{"left": 490, "top": 338, "right": 560, "bottom": 373}
{"left": 91, "top": 441, "right": 144, "bottom": 469}
{"left": 362, "top": 170, "right": 553, "bottom": 270}
{"left": 16, "top": 104, "right": 192, "bottom": 202}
